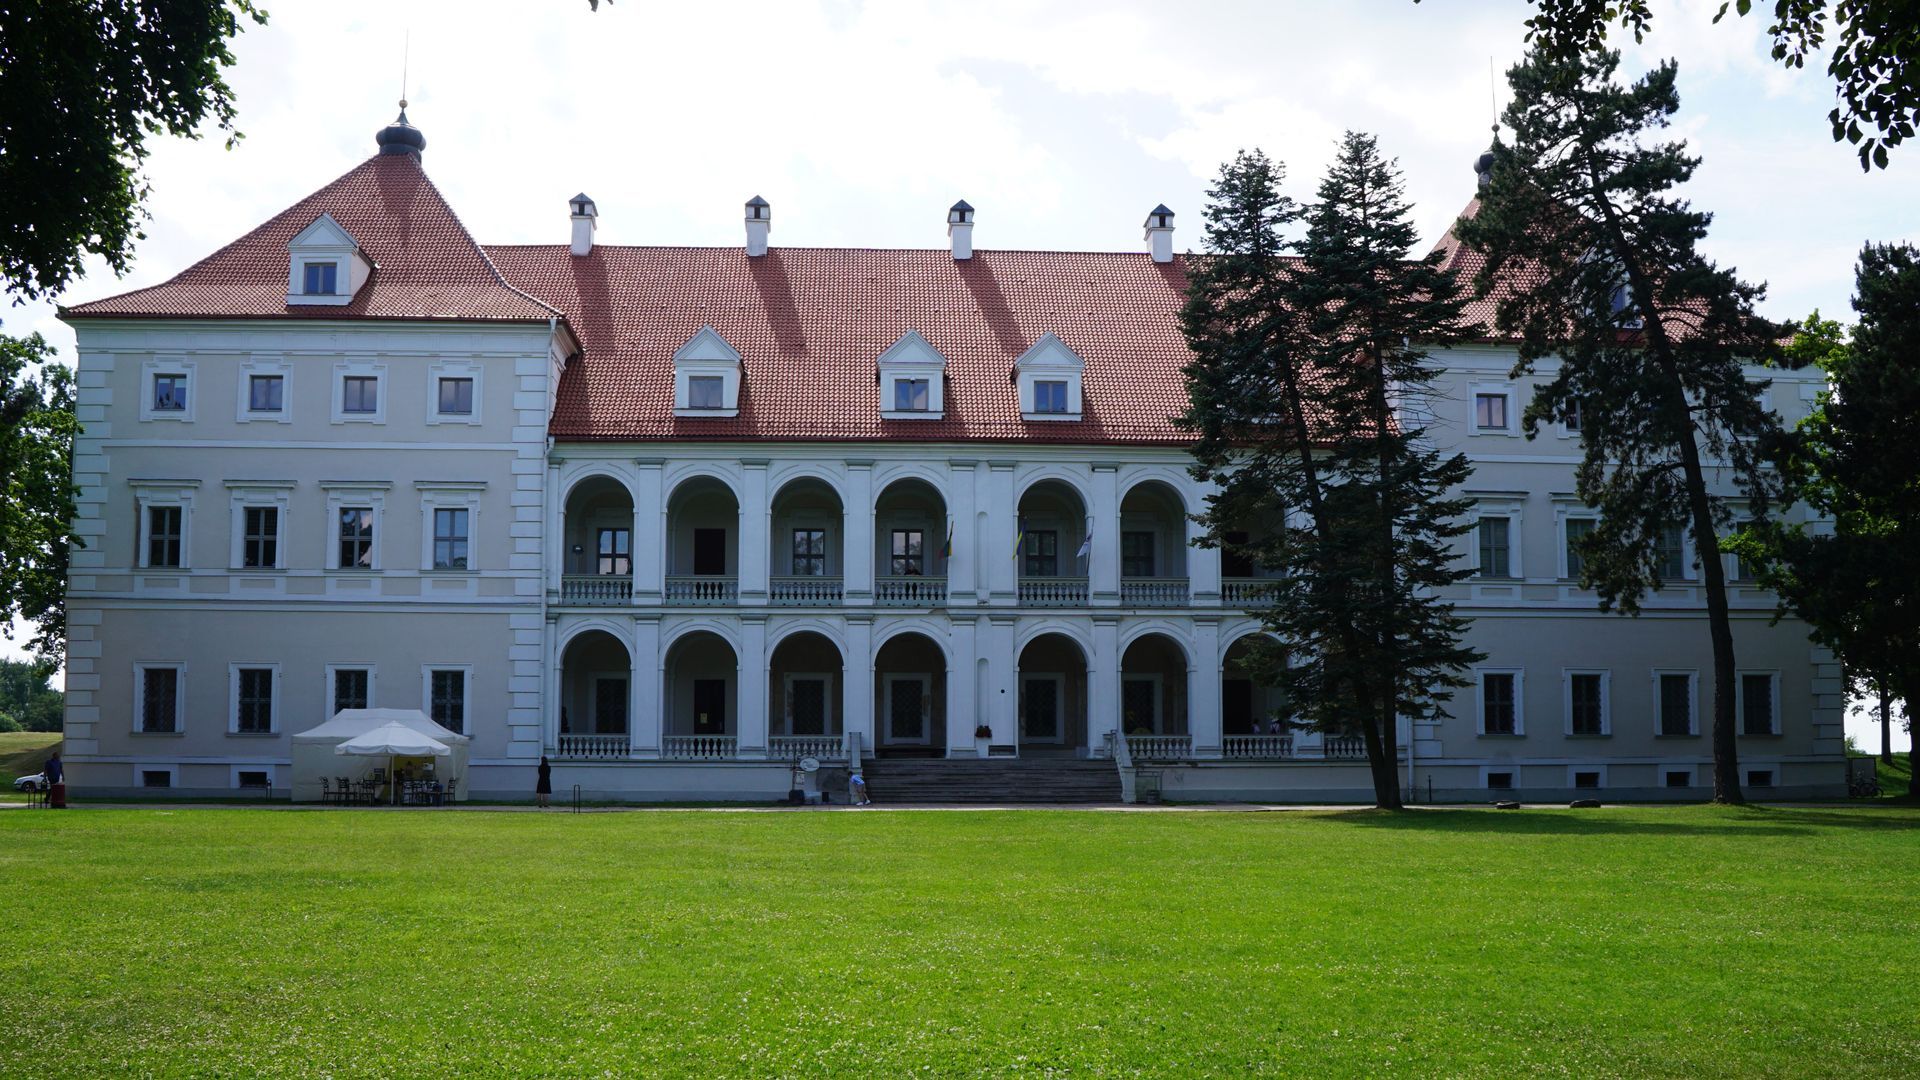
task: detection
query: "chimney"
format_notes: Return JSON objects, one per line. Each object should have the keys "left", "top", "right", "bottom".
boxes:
{"left": 569, "top": 194, "right": 597, "bottom": 256}
{"left": 1143, "top": 204, "right": 1175, "bottom": 263}
{"left": 745, "top": 196, "right": 771, "bottom": 257}
{"left": 947, "top": 200, "right": 974, "bottom": 261}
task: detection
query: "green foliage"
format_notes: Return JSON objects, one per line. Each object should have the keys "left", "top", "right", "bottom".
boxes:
{"left": 1182, "top": 137, "right": 1484, "bottom": 808}
{"left": 1731, "top": 244, "right": 1920, "bottom": 737}
{"left": 0, "top": 660, "right": 64, "bottom": 732}
{"left": 1, "top": 807, "right": 1917, "bottom": 1074}
{"left": 0, "top": 333, "right": 81, "bottom": 669}
{"left": 1456, "top": 47, "right": 1790, "bottom": 805}
{"left": 1472, "top": 0, "right": 1920, "bottom": 171}
{"left": 0, "top": 1, "right": 267, "bottom": 300}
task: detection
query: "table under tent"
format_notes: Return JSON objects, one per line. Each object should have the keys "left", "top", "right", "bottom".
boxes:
{"left": 290, "top": 708, "right": 471, "bottom": 804}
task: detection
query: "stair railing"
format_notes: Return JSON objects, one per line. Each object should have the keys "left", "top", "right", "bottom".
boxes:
{"left": 1105, "top": 730, "right": 1137, "bottom": 804}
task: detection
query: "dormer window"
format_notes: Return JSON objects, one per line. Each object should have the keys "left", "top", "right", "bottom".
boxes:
{"left": 302, "top": 262, "right": 339, "bottom": 296}
{"left": 286, "top": 212, "right": 372, "bottom": 307}
{"left": 1014, "top": 332, "right": 1086, "bottom": 421}
{"left": 877, "top": 330, "right": 947, "bottom": 420}
{"left": 673, "top": 326, "right": 743, "bottom": 418}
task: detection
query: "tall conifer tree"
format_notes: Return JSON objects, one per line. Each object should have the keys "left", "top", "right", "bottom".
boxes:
{"left": 1456, "top": 48, "right": 1790, "bottom": 804}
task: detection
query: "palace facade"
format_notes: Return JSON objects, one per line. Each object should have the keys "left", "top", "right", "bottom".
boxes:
{"left": 56, "top": 111, "right": 1847, "bottom": 801}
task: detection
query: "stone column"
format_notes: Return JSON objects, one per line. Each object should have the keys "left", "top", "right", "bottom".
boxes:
{"left": 1088, "top": 615, "right": 1121, "bottom": 755}
{"left": 981, "top": 615, "right": 1019, "bottom": 751}
{"left": 946, "top": 459, "right": 978, "bottom": 604}
{"left": 843, "top": 616, "right": 875, "bottom": 756}
{"left": 844, "top": 460, "right": 875, "bottom": 606}
{"left": 737, "top": 615, "right": 769, "bottom": 758}
{"left": 1090, "top": 463, "right": 1120, "bottom": 607}
{"left": 1189, "top": 617, "right": 1222, "bottom": 758}
{"left": 544, "top": 614, "right": 563, "bottom": 752}
{"left": 947, "top": 615, "right": 980, "bottom": 755}
{"left": 630, "top": 615, "right": 661, "bottom": 759}
{"left": 739, "top": 460, "right": 770, "bottom": 603}
{"left": 1187, "top": 501, "right": 1222, "bottom": 608}
{"left": 632, "top": 459, "right": 665, "bottom": 604}
{"left": 547, "top": 457, "right": 567, "bottom": 596}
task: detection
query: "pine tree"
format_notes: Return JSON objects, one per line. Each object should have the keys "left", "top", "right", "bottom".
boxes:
{"left": 1456, "top": 48, "right": 1791, "bottom": 804}
{"left": 1181, "top": 140, "right": 1484, "bottom": 808}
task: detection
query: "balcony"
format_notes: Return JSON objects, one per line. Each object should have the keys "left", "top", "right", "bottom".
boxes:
{"left": 1121, "top": 577, "right": 1189, "bottom": 607}
{"left": 662, "top": 735, "right": 738, "bottom": 760}
{"left": 1123, "top": 733, "right": 1193, "bottom": 761}
{"left": 1323, "top": 735, "right": 1367, "bottom": 759}
{"left": 770, "top": 575, "right": 843, "bottom": 607}
{"left": 769, "top": 735, "right": 846, "bottom": 760}
{"left": 1019, "top": 577, "right": 1089, "bottom": 607}
{"left": 556, "top": 733, "right": 631, "bottom": 759}
{"left": 560, "top": 575, "right": 632, "bottom": 605}
{"left": 1222, "top": 734, "right": 1294, "bottom": 760}
{"left": 876, "top": 575, "right": 946, "bottom": 607}
{"left": 1221, "top": 578, "right": 1270, "bottom": 606}
{"left": 665, "top": 575, "right": 738, "bottom": 606}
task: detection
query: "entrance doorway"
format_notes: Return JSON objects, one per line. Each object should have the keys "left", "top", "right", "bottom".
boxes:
{"left": 693, "top": 678, "right": 727, "bottom": 734}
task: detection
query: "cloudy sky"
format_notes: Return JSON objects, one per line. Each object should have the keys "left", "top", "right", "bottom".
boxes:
{"left": 4, "top": 0, "right": 1913, "bottom": 746}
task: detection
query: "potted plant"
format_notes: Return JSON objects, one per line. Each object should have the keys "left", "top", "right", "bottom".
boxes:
{"left": 973, "top": 723, "right": 992, "bottom": 757}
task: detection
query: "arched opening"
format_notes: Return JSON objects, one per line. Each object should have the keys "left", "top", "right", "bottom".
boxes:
{"left": 1016, "top": 633, "right": 1089, "bottom": 755}
{"left": 1222, "top": 634, "right": 1293, "bottom": 758}
{"left": 561, "top": 476, "right": 635, "bottom": 604}
{"left": 557, "top": 630, "right": 632, "bottom": 758}
{"left": 874, "top": 478, "right": 948, "bottom": 607}
{"left": 662, "top": 630, "right": 738, "bottom": 758}
{"left": 666, "top": 476, "right": 740, "bottom": 605}
{"left": 1017, "top": 480, "right": 1088, "bottom": 607}
{"left": 1120, "top": 633, "right": 1190, "bottom": 758}
{"left": 1216, "top": 490, "right": 1287, "bottom": 607}
{"left": 770, "top": 477, "right": 844, "bottom": 606}
{"left": 1120, "top": 480, "right": 1189, "bottom": 606}
{"left": 873, "top": 632, "right": 947, "bottom": 757}
{"left": 768, "top": 631, "right": 844, "bottom": 756}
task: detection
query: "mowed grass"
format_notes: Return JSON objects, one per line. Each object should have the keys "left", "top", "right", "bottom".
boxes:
{"left": 1, "top": 807, "right": 1915, "bottom": 1078}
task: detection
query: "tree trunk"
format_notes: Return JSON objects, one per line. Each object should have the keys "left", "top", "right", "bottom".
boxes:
{"left": 1878, "top": 676, "right": 1893, "bottom": 763}
{"left": 1679, "top": 435, "right": 1745, "bottom": 805}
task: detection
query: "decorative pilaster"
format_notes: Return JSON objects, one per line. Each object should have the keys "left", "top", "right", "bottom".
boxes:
{"left": 1189, "top": 617, "right": 1222, "bottom": 758}
{"left": 630, "top": 615, "right": 662, "bottom": 759}
{"left": 739, "top": 460, "right": 770, "bottom": 603}
{"left": 947, "top": 615, "right": 980, "bottom": 754}
{"left": 737, "top": 615, "right": 769, "bottom": 758}
{"left": 1088, "top": 615, "right": 1121, "bottom": 755}
{"left": 632, "top": 458, "right": 665, "bottom": 604}
{"left": 984, "top": 462, "right": 1017, "bottom": 604}
{"left": 844, "top": 615, "right": 875, "bottom": 753}
{"left": 982, "top": 615, "right": 1019, "bottom": 752}
{"left": 1089, "top": 463, "right": 1120, "bottom": 606}
{"left": 1188, "top": 501, "right": 1222, "bottom": 607}
{"left": 844, "top": 460, "right": 875, "bottom": 605}
{"left": 946, "top": 459, "right": 978, "bottom": 604}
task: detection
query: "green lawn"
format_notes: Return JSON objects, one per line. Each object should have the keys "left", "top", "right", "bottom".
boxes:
{"left": 0, "top": 730, "right": 59, "bottom": 802}
{"left": 1875, "top": 753, "right": 1912, "bottom": 799}
{"left": 1, "top": 806, "right": 1915, "bottom": 1078}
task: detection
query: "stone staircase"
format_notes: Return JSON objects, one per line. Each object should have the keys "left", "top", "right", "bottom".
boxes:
{"left": 862, "top": 756, "right": 1123, "bottom": 804}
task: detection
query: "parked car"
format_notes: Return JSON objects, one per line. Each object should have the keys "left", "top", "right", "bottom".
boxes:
{"left": 12, "top": 772, "right": 47, "bottom": 792}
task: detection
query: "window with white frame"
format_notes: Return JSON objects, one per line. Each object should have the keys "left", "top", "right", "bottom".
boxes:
{"left": 876, "top": 329, "right": 948, "bottom": 420}
{"left": 1654, "top": 524, "right": 1688, "bottom": 582}
{"left": 1738, "top": 671, "right": 1780, "bottom": 736}
{"left": 328, "top": 664, "right": 373, "bottom": 715}
{"left": 230, "top": 664, "right": 279, "bottom": 735}
{"left": 236, "top": 356, "right": 291, "bottom": 423}
{"left": 1563, "top": 516, "right": 1596, "bottom": 579}
{"left": 226, "top": 482, "right": 292, "bottom": 571}
{"left": 673, "top": 325, "right": 743, "bottom": 417}
{"left": 138, "top": 766, "right": 178, "bottom": 788}
{"left": 1476, "top": 516, "right": 1513, "bottom": 578}
{"left": 425, "top": 667, "right": 470, "bottom": 735}
{"left": 1014, "top": 332, "right": 1085, "bottom": 421}
{"left": 1563, "top": 398, "right": 1584, "bottom": 435}
{"left": 323, "top": 485, "right": 387, "bottom": 571}
{"left": 1655, "top": 670, "right": 1698, "bottom": 736}
{"left": 432, "top": 509, "right": 470, "bottom": 570}
{"left": 1478, "top": 670, "right": 1523, "bottom": 735}
{"left": 427, "top": 359, "right": 484, "bottom": 424}
{"left": 1471, "top": 387, "right": 1515, "bottom": 434}
{"left": 242, "top": 506, "right": 279, "bottom": 569}
{"left": 1663, "top": 767, "right": 1694, "bottom": 789}
{"left": 233, "top": 767, "right": 273, "bottom": 790}
{"left": 331, "top": 360, "right": 387, "bottom": 424}
{"left": 302, "top": 261, "right": 340, "bottom": 296}
{"left": 285, "top": 213, "right": 369, "bottom": 306}
{"left": 417, "top": 484, "right": 482, "bottom": 572}
{"left": 1565, "top": 670, "right": 1609, "bottom": 736}
{"left": 1570, "top": 767, "right": 1605, "bottom": 790}
{"left": 1484, "top": 769, "right": 1515, "bottom": 791}
{"left": 135, "top": 664, "right": 185, "bottom": 734}
{"left": 133, "top": 482, "right": 197, "bottom": 570}
{"left": 139, "top": 358, "right": 196, "bottom": 422}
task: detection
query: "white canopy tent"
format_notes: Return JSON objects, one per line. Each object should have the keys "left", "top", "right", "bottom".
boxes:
{"left": 290, "top": 708, "right": 470, "bottom": 803}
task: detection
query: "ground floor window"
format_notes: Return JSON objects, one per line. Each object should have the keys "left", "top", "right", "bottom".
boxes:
{"left": 234, "top": 667, "right": 275, "bottom": 734}
{"left": 333, "top": 667, "right": 371, "bottom": 714}
{"left": 1485, "top": 771, "right": 1515, "bottom": 791}
{"left": 1480, "top": 671, "right": 1520, "bottom": 735}
{"left": 1747, "top": 769, "right": 1775, "bottom": 788}
{"left": 138, "top": 666, "right": 182, "bottom": 734}
{"left": 140, "top": 769, "right": 173, "bottom": 788}
{"left": 1665, "top": 769, "right": 1693, "bottom": 789}
{"left": 429, "top": 669, "right": 467, "bottom": 734}
{"left": 1573, "top": 770, "right": 1602, "bottom": 790}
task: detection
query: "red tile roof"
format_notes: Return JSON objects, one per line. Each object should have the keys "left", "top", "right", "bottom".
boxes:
{"left": 62, "top": 154, "right": 557, "bottom": 323}
{"left": 487, "top": 244, "right": 1202, "bottom": 444}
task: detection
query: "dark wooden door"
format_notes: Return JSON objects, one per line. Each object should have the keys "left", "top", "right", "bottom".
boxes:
{"left": 693, "top": 678, "right": 726, "bottom": 735}
{"left": 1223, "top": 679, "right": 1254, "bottom": 735}
{"left": 692, "top": 528, "right": 727, "bottom": 576}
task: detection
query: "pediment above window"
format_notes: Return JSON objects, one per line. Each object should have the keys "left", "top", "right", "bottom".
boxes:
{"left": 1013, "top": 332, "right": 1086, "bottom": 421}
{"left": 286, "top": 213, "right": 373, "bottom": 307}
{"left": 674, "top": 325, "right": 743, "bottom": 418}
{"left": 877, "top": 329, "right": 947, "bottom": 420}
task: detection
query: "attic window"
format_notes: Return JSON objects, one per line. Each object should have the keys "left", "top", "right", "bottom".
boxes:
{"left": 877, "top": 330, "right": 948, "bottom": 420}
{"left": 688, "top": 376, "right": 724, "bottom": 410}
{"left": 1014, "top": 332, "right": 1086, "bottom": 421}
{"left": 673, "top": 326, "right": 743, "bottom": 418}
{"left": 302, "top": 262, "right": 339, "bottom": 295}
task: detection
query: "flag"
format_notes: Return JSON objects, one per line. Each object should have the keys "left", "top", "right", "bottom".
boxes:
{"left": 1012, "top": 515, "right": 1026, "bottom": 561}
{"left": 1076, "top": 531, "right": 1091, "bottom": 560}
{"left": 942, "top": 520, "right": 954, "bottom": 560}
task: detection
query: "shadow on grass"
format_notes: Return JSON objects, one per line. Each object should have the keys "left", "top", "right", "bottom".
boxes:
{"left": 1314, "top": 804, "right": 1920, "bottom": 838}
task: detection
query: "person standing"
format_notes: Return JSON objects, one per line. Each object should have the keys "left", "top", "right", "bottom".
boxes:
{"left": 536, "top": 755, "right": 552, "bottom": 808}
{"left": 44, "top": 751, "right": 63, "bottom": 786}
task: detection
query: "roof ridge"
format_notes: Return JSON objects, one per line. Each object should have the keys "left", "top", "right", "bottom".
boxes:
{"left": 416, "top": 163, "right": 564, "bottom": 320}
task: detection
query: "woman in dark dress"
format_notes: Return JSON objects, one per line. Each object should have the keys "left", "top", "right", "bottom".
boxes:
{"left": 536, "top": 755, "right": 553, "bottom": 808}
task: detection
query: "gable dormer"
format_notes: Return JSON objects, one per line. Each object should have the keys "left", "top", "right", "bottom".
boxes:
{"left": 876, "top": 329, "right": 948, "bottom": 420}
{"left": 286, "top": 213, "right": 373, "bottom": 307}
{"left": 1013, "top": 332, "right": 1086, "bottom": 421}
{"left": 673, "top": 325, "right": 743, "bottom": 418}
